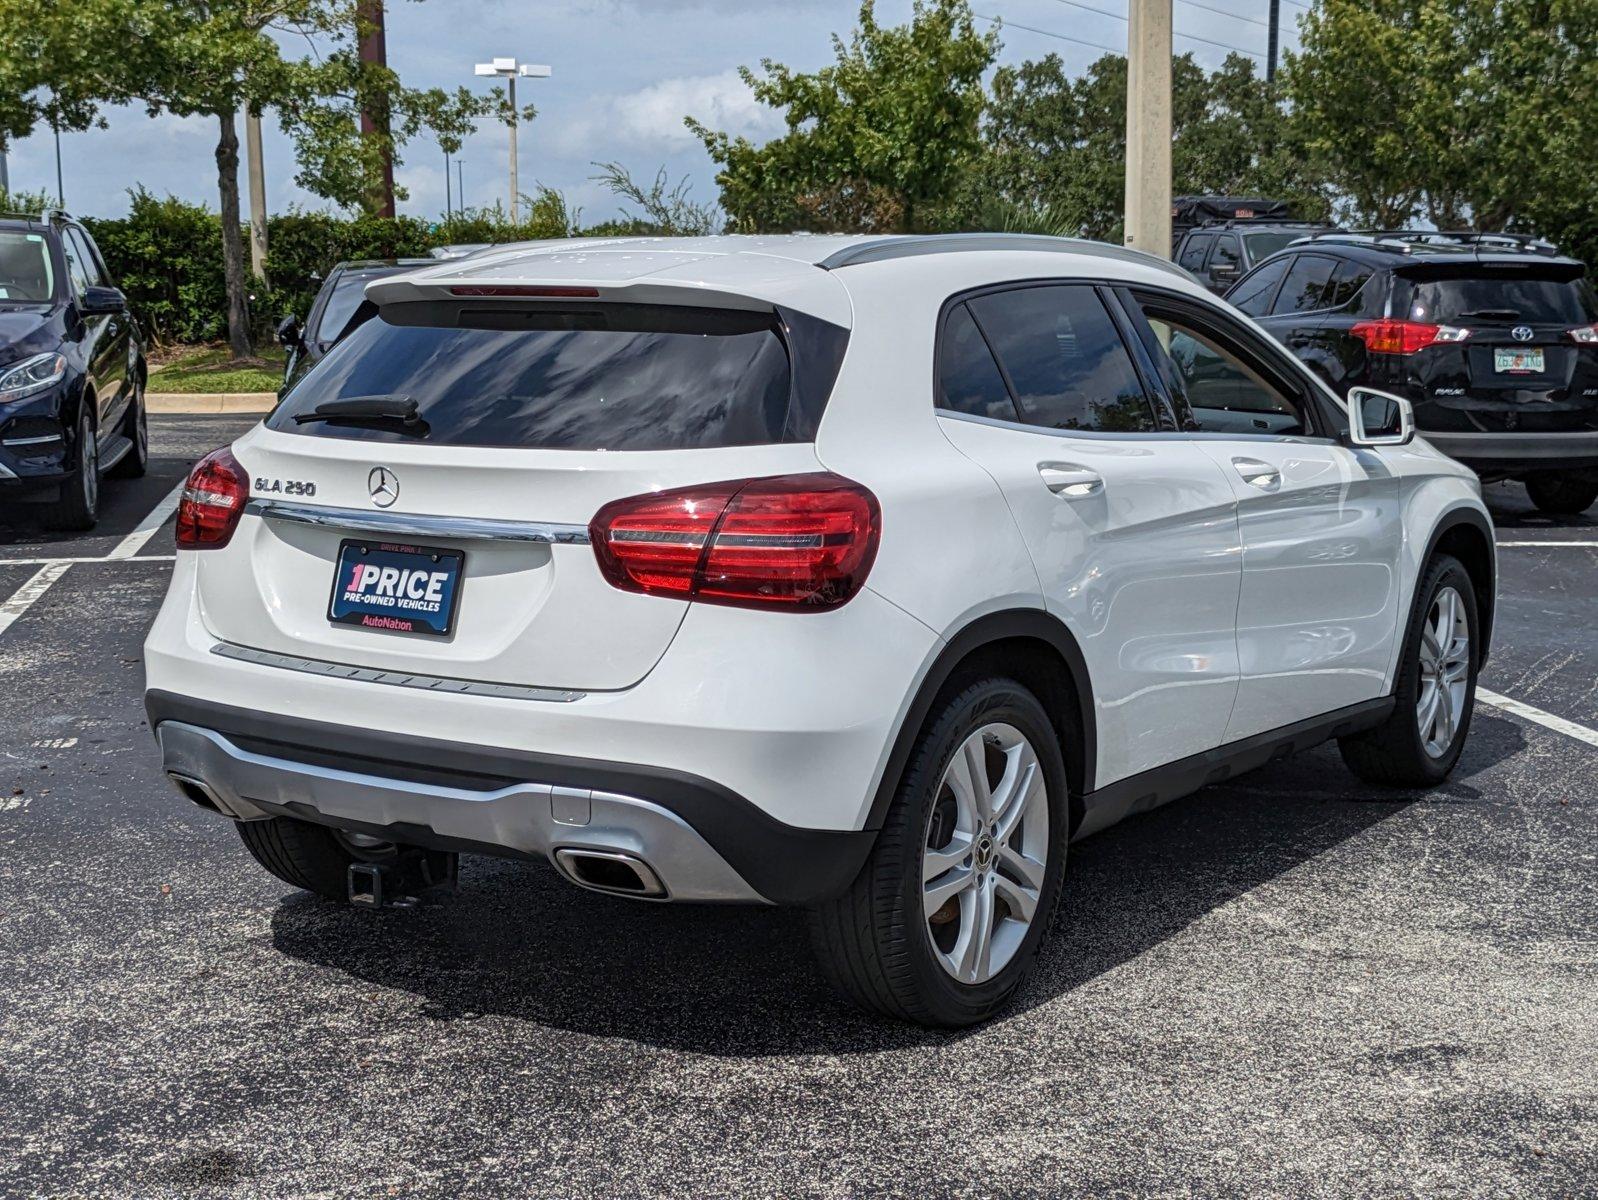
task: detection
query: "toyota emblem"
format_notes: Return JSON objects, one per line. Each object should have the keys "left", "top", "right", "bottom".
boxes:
{"left": 1512, "top": 325, "right": 1535, "bottom": 343}
{"left": 368, "top": 466, "right": 399, "bottom": 508}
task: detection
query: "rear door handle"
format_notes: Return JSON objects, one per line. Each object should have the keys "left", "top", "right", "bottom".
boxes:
{"left": 1232, "top": 456, "right": 1281, "bottom": 489}
{"left": 1038, "top": 463, "right": 1104, "bottom": 498}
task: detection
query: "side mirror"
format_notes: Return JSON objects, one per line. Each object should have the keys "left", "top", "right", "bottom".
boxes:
{"left": 276, "top": 314, "right": 303, "bottom": 349}
{"left": 1347, "top": 386, "right": 1414, "bottom": 447}
{"left": 79, "top": 285, "right": 127, "bottom": 316}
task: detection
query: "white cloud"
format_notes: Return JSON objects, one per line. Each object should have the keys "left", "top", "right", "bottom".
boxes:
{"left": 547, "top": 68, "right": 783, "bottom": 159}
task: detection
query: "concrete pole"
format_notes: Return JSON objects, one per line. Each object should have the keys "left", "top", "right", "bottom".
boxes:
{"left": 245, "top": 109, "right": 269, "bottom": 283}
{"left": 1123, "top": 0, "right": 1173, "bottom": 258}
{"left": 507, "top": 74, "right": 519, "bottom": 225}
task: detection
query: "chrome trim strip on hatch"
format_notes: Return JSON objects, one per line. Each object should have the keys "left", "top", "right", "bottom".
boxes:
{"left": 210, "top": 641, "right": 587, "bottom": 703}
{"left": 245, "top": 498, "right": 592, "bottom": 544}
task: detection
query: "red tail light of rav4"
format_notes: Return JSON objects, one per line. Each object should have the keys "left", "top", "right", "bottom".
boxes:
{"left": 590, "top": 473, "right": 881, "bottom": 611}
{"left": 1351, "top": 319, "right": 1472, "bottom": 355}
{"left": 175, "top": 447, "right": 249, "bottom": 549}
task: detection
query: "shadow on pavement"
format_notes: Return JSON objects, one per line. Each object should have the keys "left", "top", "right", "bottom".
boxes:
{"left": 269, "top": 712, "right": 1526, "bottom": 1056}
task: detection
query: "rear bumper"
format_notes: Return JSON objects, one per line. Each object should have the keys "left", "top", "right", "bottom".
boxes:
{"left": 147, "top": 694, "right": 876, "bottom": 905}
{"left": 1423, "top": 430, "right": 1598, "bottom": 472}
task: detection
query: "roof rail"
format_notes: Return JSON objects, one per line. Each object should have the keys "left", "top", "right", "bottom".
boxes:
{"left": 1294, "top": 228, "right": 1560, "bottom": 256}
{"left": 1194, "top": 218, "right": 1332, "bottom": 232}
{"left": 0, "top": 207, "right": 73, "bottom": 225}
{"left": 817, "top": 232, "right": 1191, "bottom": 280}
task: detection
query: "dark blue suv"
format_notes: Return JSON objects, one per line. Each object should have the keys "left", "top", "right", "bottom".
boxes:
{"left": 0, "top": 209, "right": 147, "bottom": 530}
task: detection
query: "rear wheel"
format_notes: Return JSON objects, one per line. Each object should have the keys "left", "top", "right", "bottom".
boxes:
{"left": 41, "top": 408, "right": 99, "bottom": 532}
{"left": 236, "top": 815, "right": 400, "bottom": 901}
{"left": 1339, "top": 554, "right": 1478, "bottom": 787}
{"left": 1525, "top": 473, "right": 1598, "bottom": 515}
{"left": 810, "top": 677, "right": 1069, "bottom": 1027}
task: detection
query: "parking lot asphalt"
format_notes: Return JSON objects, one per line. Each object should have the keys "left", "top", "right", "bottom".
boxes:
{"left": 0, "top": 416, "right": 1594, "bottom": 1199}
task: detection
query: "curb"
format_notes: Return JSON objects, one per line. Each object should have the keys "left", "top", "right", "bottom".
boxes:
{"left": 146, "top": 392, "right": 277, "bottom": 415}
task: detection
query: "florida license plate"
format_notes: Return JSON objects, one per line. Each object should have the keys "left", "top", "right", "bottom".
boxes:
{"left": 328, "top": 539, "right": 464, "bottom": 637}
{"left": 1494, "top": 347, "right": 1545, "bottom": 374}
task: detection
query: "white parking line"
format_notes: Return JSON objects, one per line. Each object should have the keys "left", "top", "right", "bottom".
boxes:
{"left": 1495, "top": 540, "right": 1598, "bottom": 548}
{"left": 1477, "top": 688, "right": 1598, "bottom": 750}
{"left": 107, "top": 480, "right": 184, "bottom": 560}
{"left": 0, "top": 562, "right": 73, "bottom": 638}
{"left": 3, "top": 555, "right": 175, "bottom": 566}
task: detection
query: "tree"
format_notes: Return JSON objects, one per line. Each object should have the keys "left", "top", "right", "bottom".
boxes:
{"left": 1285, "top": 0, "right": 1598, "bottom": 241}
{"left": 591, "top": 162, "right": 720, "bottom": 236}
{"left": 971, "top": 50, "right": 1329, "bottom": 241}
{"left": 687, "top": 0, "right": 997, "bottom": 233}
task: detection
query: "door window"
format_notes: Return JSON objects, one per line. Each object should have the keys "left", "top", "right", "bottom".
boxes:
{"left": 1210, "top": 235, "right": 1242, "bottom": 283}
{"left": 1228, "top": 257, "right": 1291, "bottom": 317}
{"left": 59, "top": 229, "right": 96, "bottom": 298}
{"left": 936, "top": 303, "right": 1021, "bottom": 423}
{"left": 69, "top": 228, "right": 110, "bottom": 286}
{"left": 1136, "top": 304, "right": 1308, "bottom": 436}
{"left": 1178, "top": 233, "right": 1213, "bottom": 272}
{"left": 968, "top": 286, "right": 1157, "bottom": 433}
{"left": 1273, "top": 254, "right": 1339, "bottom": 314}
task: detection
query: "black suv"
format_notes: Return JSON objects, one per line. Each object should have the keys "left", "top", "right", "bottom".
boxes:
{"left": 1175, "top": 220, "right": 1333, "bottom": 294}
{"left": 1228, "top": 231, "right": 1598, "bottom": 513}
{"left": 275, "top": 258, "right": 435, "bottom": 394}
{"left": 0, "top": 209, "right": 146, "bottom": 529}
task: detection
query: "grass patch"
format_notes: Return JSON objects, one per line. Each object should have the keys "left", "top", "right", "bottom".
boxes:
{"left": 148, "top": 343, "right": 285, "bottom": 394}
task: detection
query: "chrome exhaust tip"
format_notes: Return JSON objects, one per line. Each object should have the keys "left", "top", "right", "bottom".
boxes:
{"left": 167, "top": 771, "right": 224, "bottom": 813}
{"left": 553, "top": 848, "right": 667, "bottom": 899}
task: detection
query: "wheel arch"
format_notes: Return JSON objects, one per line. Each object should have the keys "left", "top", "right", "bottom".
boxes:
{"left": 863, "top": 608, "right": 1096, "bottom": 836}
{"left": 1420, "top": 507, "right": 1496, "bottom": 665}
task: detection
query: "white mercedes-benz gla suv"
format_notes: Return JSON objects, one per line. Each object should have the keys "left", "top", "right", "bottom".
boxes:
{"left": 145, "top": 234, "right": 1494, "bottom": 1026}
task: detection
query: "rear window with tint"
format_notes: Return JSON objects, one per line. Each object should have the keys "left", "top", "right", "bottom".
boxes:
{"left": 1398, "top": 275, "right": 1598, "bottom": 325}
{"left": 270, "top": 303, "right": 844, "bottom": 450}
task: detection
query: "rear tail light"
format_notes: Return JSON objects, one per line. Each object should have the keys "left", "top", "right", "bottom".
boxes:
{"left": 590, "top": 473, "right": 881, "bottom": 611}
{"left": 175, "top": 447, "right": 248, "bottom": 549}
{"left": 1351, "top": 319, "right": 1470, "bottom": 355}
{"left": 1568, "top": 323, "right": 1598, "bottom": 344}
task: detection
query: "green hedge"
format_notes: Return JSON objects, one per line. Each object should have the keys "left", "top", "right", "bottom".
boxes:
{"left": 81, "top": 187, "right": 614, "bottom": 347}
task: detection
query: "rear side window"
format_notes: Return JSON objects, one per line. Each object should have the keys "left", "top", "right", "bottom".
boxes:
{"left": 968, "top": 286, "right": 1156, "bottom": 433}
{"left": 1324, "top": 260, "right": 1373, "bottom": 310}
{"left": 1396, "top": 275, "right": 1598, "bottom": 325}
{"left": 1274, "top": 255, "right": 1339, "bottom": 314}
{"left": 270, "top": 303, "right": 846, "bottom": 450}
{"left": 937, "top": 303, "right": 1019, "bottom": 422}
{"left": 1229, "top": 257, "right": 1290, "bottom": 316}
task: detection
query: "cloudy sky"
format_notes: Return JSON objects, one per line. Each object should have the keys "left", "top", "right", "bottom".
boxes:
{"left": 1, "top": 0, "right": 1305, "bottom": 224}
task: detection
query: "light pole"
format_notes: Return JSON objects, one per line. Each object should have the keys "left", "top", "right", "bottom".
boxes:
{"left": 1123, "top": 0, "right": 1172, "bottom": 258}
{"left": 473, "top": 57, "right": 551, "bottom": 225}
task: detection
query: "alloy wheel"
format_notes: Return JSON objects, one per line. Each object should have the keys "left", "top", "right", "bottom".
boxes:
{"left": 1416, "top": 585, "right": 1470, "bottom": 757}
{"left": 922, "top": 722, "right": 1050, "bottom": 985}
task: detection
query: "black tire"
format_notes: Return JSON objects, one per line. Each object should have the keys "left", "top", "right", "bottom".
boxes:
{"left": 109, "top": 384, "right": 148, "bottom": 479}
{"left": 41, "top": 407, "right": 100, "bottom": 532}
{"left": 1339, "top": 554, "right": 1478, "bottom": 787}
{"left": 235, "top": 815, "right": 399, "bottom": 901}
{"left": 810, "top": 677, "right": 1071, "bottom": 1027}
{"left": 1525, "top": 473, "right": 1598, "bottom": 516}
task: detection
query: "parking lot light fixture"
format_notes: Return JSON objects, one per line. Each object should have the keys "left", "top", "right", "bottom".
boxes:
{"left": 472, "top": 58, "right": 552, "bottom": 226}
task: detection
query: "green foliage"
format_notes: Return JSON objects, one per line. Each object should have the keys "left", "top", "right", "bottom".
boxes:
{"left": 688, "top": 0, "right": 997, "bottom": 232}
{"left": 80, "top": 183, "right": 595, "bottom": 345}
{"left": 962, "top": 50, "right": 1329, "bottom": 240}
{"left": 592, "top": 163, "right": 720, "bottom": 235}
{"left": 1287, "top": 0, "right": 1598, "bottom": 252}
{"left": 0, "top": 188, "right": 58, "bottom": 216}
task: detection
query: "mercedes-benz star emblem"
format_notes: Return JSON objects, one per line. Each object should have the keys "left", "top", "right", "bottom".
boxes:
{"left": 368, "top": 466, "right": 399, "bottom": 508}
{"left": 1512, "top": 325, "right": 1535, "bottom": 343}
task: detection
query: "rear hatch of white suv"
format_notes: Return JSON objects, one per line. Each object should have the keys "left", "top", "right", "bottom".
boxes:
{"left": 191, "top": 269, "right": 853, "bottom": 692}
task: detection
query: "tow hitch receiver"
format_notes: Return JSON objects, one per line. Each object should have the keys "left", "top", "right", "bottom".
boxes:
{"left": 347, "top": 848, "right": 459, "bottom": 909}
